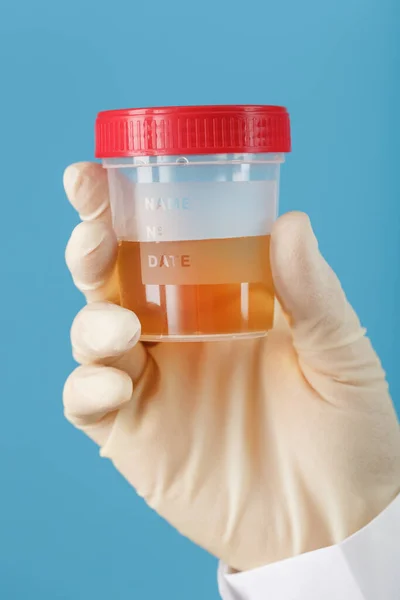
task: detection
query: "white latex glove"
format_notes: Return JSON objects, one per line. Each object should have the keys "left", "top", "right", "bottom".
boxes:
{"left": 63, "top": 162, "right": 400, "bottom": 572}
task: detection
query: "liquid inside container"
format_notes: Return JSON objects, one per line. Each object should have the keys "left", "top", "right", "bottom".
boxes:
{"left": 96, "top": 106, "right": 291, "bottom": 342}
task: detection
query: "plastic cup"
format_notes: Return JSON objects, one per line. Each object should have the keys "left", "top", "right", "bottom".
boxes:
{"left": 95, "top": 105, "right": 291, "bottom": 342}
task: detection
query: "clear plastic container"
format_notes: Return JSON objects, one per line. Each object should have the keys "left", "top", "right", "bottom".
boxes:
{"left": 95, "top": 105, "right": 291, "bottom": 342}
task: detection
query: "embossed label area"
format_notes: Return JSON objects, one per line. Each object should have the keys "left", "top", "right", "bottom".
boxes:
{"left": 130, "top": 181, "right": 277, "bottom": 242}
{"left": 138, "top": 236, "right": 271, "bottom": 285}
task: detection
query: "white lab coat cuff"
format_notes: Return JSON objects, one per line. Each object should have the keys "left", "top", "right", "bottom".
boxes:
{"left": 218, "top": 494, "right": 400, "bottom": 600}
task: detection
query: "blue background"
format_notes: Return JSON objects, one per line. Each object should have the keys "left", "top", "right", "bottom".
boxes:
{"left": 0, "top": 0, "right": 399, "bottom": 598}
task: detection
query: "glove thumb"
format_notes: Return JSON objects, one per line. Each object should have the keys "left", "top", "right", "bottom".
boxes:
{"left": 270, "top": 212, "right": 384, "bottom": 384}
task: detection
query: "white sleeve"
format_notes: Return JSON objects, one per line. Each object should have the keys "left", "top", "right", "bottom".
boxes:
{"left": 218, "top": 495, "right": 400, "bottom": 600}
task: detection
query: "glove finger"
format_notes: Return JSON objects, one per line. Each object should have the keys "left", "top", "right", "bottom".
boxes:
{"left": 270, "top": 212, "right": 384, "bottom": 383}
{"left": 71, "top": 302, "right": 147, "bottom": 381}
{"left": 63, "top": 364, "right": 133, "bottom": 443}
{"left": 272, "top": 298, "right": 291, "bottom": 334}
{"left": 65, "top": 220, "right": 119, "bottom": 303}
{"left": 64, "top": 162, "right": 111, "bottom": 223}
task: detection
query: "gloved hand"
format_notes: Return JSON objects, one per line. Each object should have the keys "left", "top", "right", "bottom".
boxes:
{"left": 63, "top": 162, "right": 400, "bottom": 572}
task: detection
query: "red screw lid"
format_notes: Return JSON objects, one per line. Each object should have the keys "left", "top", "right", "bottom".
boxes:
{"left": 95, "top": 105, "right": 291, "bottom": 158}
